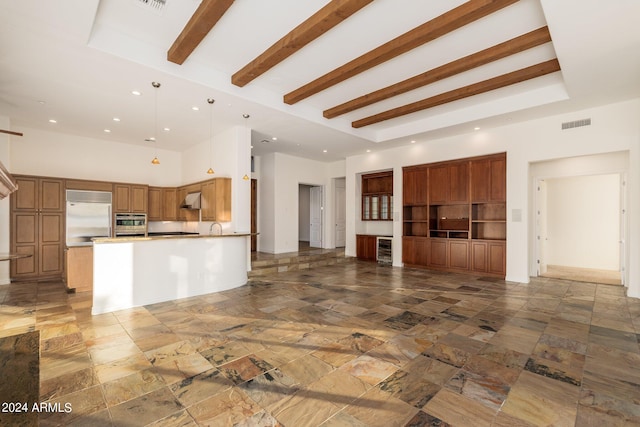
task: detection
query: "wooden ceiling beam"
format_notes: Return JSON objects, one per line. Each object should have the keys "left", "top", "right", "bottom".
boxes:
{"left": 352, "top": 58, "right": 561, "bottom": 128}
{"left": 284, "top": 0, "right": 518, "bottom": 105}
{"left": 167, "top": 0, "right": 235, "bottom": 65}
{"left": 324, "top": 26, "right": 551, "bottom": 119}
{"left": 0, "top": 129, "right": 23, "bottom": 137}
{"left": 232, "top": 0, "right": 373, "bottom": 87}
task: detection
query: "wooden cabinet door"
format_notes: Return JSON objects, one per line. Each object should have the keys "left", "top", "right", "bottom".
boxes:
{"left": 448, "top": 240, "right": 469, "bottom": 270}
{"left": 471, "top": 241, "right": 488, "bottom": 273}
{"left": 404, "top": 236, "right": 429, "bottom": 267}
{"left": 403, "top": 168, "right": 429, "bottom": 215}
{"left": 130, "top": 185, "right": 148, "bottom": 213}
{"left": 470, "top": 159, "right": 491, "bottom": 202}
{"left": 11, "top": 212, "right": 38, "bottom": 277}
{"left": 162, "top": 188, "right": 177, "bottom": 221}
{"left": 12, "top": 177, "right": 38, "bottom": 210}
{"left": 200, "top": 181, "right": 216, "bottom": 221}
{"left": 148, "top": 187, "right": 162, "bottom": 221}
{"left": 402, "top": 237, "right": 416, "bottom": 265}
{"left": 428, "top": 239, "right": 447, "bottom": 268}
{"left": 356, "top": 235, "right": 377, "bottom": 261}
{"left": 488, "top": 241, "right": 506, "bottom": 276}
{"left": 428, "top": 166, "right": 448, "bottom": 204}
{"left": 40, "top": 178, "right": 64, "bottom": 211}
{"left": 449, "top": 162, "right": 469, "bottom": 204}
{"left": 490, "top": 157, "right": 506, "bottom": 202}
{"left": 113, "top": 185, "right": 131, "bottom": 212}
{"left": 40, "top": 213, "right": 63, "bottom": 276}
{"left": 214, "top": 178, "right": 231, "bottom": 222}
{"left": 471, "top": 155, "right": 506, "bottom": 202}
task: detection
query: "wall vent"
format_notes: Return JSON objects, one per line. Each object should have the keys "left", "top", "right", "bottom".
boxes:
{"left": 135, "top": 0, "right": 167, "bottom": 14}
{"left": 561, "top": 118, "right": 591, "bottom": 130}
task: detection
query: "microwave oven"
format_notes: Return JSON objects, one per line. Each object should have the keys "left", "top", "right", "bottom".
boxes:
{"left": 114, "top": 213, "right": 147, "bottom": 237}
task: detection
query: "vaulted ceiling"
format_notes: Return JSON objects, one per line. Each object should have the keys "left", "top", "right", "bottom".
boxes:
{"left": 0, "top": 0, "right": 639, "bottom": 162}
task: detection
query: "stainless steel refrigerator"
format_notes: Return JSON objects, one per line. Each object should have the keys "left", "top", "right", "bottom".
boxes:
{"left": 66, "top": 190, "right": 112, "bottom": 247}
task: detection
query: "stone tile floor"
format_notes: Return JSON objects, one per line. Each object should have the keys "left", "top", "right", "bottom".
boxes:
{"left": 1, "top": 260, "right": 640, "bottom": 426}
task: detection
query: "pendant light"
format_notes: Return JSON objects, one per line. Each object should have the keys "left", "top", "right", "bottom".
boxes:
{"left": 206, "top": 98, "right": 215, "bottom": 175}
{"left": 242, "top": 113, "right": 250, "bottom": 180}
{"left": 150, "top": 81, "right": 161, "bottom": 165}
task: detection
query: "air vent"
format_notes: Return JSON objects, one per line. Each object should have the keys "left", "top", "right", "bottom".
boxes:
{"left": 135, "top": 0, "right": 167, "bottom": 14}
{"left": 561, "top": 118, "right": 591, "bottom": 130}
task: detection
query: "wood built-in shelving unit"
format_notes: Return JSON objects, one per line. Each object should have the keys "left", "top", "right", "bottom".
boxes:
{"left": 402, "top": 153, "right": 507, "bottom": 277}
{"left": 362, "top": 171, "right": 393, "bottom": 221}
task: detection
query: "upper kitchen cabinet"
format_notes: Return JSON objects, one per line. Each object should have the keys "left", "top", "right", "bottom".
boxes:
{"left": 148, "top": 187, "right": 162, "bottom": 221}
{"left": 201, "top": 178, "right": 231, "bottom": 222}
{"left": 361, "top": 171, "right": 393, "bottom": 221}
{"left": 402, "top": 166, "right": 428, "bottom": 206}
{"left": 470, "top": 153, "right": 506, "bottom": 202}
{"left": 10, "top": 175, "right": 65, "bottom": 280}
{"left": 13, "top": 176, "right": 64, "bottom": 212}
{"left": 177, "top": 184, "right": 200, "bottom": 221}
{"left": 162, "top": 188, "right": 178, "bottom": 221}
{"left": 113, "top": 184, "right": 148, "bottom": 213}
{"left": 428, "top": 161, "right": 469, "bottom": 205}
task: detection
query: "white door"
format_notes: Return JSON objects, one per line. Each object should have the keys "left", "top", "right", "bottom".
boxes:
{"left": 335, "top": 180, "right": 346, "bottom": 247}
{"left": 310, "top": 186, "right": 323, "bottom": 248}
{"left": 536, "top": 179, "right": 548, "bottom": 275}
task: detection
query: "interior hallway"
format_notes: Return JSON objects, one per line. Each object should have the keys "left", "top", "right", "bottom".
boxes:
{"left": 1, "top": 261, "right": 639, "bottom": 426}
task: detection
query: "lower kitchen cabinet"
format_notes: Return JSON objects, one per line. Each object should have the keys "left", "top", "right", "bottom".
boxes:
{"left": 66, "top": 246, "right": 93, "bottom": 292}
{"left": 11, "top": 211, "right": 64, "bottom": 280}
{"left": 356, "top": 234, "right": 377, "bottom": 261}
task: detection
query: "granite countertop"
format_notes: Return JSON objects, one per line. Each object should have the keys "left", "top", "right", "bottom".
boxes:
{"left": 93, "top": 233, "right": 255, "bottom": 244}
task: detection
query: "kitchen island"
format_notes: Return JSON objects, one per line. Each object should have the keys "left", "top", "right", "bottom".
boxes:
{"left": 91, "top": 233, "right": 251, "bottom": 315}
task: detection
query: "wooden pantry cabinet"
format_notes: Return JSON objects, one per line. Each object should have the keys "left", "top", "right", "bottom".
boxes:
{"left": 402, "top": 153, "right": 506, "bottom": 277}
{"left": 10, "top": 176, "right": 65, "bottom": 280}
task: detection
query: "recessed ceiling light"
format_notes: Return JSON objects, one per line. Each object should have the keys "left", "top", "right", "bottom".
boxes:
{"left": 192, "top": 106, "right": 199, "bottom": 111}
{"left": 323, "top": 150, "right": 328, "bottom": 153}
{"left": 48, "top": 119, "right": 57, "bottom": 124}
{"left": 271, "top": 137, "right": 277, "bottom": 141}
{"left": 104, "top": 129, "right": 111, "bottom": 133}
{"left": 250, "top": 145, "right": 253, "bottom": 149}
{"left": 131, "top": 90, "right": 141, "bottom": 96}
{"left": 163, "top": 127, "right": 170, "bottom": 132}
{"left": 145, "top": 137, "right": 156, "bottom": 142}
{"left": 474, "top": 127, "right": 480, "bottom": 131}
{"left": 366, "top": 149, "right": 371, "bottom": 153}
{"left": 410, "top": 140, "right": 416, "bottom": 144}
{"left": 38, "top": 101, "right": 46, "bottom": 105}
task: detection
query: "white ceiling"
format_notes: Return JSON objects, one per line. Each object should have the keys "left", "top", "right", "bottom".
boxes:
{"left": 0, "top": 0, "right": 639, "bottom": 162}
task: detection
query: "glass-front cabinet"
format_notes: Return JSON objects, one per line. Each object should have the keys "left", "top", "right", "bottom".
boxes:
{"left": 361, "top": 171, "right": 393, "bottom": 221}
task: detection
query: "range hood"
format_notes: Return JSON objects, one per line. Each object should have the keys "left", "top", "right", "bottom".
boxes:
{"left": 180, "top": 192, "right": 201, "bottom": 209}
{"left": 0, "top": 160, "right": 18, "bottom": 199}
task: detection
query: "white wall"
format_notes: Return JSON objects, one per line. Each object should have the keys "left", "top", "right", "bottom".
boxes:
{"left": 545, "top": 174, "right": 620, "bottom": 270}
{"left": 10, "top": 127, "right": 182, "bottom": 186}
{"left": 345, "top": 98, "right": 640, "bottom": 296}
{"left": 256, "top": 153, "right": 342, "bottom": 254}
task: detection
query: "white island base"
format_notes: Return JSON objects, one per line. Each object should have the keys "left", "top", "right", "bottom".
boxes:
{"left": 92, "top": 235, "right": 249, "bottom": 315}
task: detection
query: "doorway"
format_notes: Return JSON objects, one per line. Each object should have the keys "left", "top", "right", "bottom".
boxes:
{"left": 299, "top": 184, "right": 323, "bottom": 249}
{"left": 536, "top": 173, "right": 623, "bottom": 285}
{"left": 335, "top": 178, "right": 346, "bottom": 248}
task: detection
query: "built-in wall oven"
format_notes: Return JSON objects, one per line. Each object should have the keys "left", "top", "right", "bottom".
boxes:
{"left": 114, "top": 213, "right": 147, "bottom": 237}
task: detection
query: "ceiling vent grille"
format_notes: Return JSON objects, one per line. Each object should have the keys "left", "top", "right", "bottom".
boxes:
{"left": 135, "top": 0, "right": 167, "bottom": 14}
{"left": 561, "top": 118, "right": 591, "bottom": 130}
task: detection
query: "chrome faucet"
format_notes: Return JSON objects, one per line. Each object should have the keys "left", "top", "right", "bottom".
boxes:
{"left": 209, "top": 222, "right": 222, "bottom": 235}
